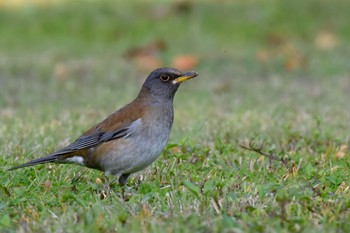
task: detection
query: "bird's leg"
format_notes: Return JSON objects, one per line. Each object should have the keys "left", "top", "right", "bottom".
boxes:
{"left": 119, "top": 174, "right": 130, "bottom": 186}
{"left": 119, "top": 174, "right": 130, "bottom": 201}
{"left": 104, "top": 173, "right": 110, "bottom": 191}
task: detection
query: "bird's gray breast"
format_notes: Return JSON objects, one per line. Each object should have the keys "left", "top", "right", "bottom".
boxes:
{"left": 127, "top": 105, "right": 173, "bottom": 172}
{"left": 103, "top": 104, "right": 174, "bottom": 175}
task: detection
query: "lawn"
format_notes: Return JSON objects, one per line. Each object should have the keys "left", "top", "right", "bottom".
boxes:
{"left": 1, "top": 0, "right": 350, "bottom": 232}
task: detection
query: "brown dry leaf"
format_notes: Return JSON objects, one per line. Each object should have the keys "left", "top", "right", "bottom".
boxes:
{"left": 44, "top": 180, "right": 52, "bottom": 192}
{"left": 95, "top": 177, "right": 103, "bottom": 185}
{"left": 124, "top": 40, "right": 166, "bottom": 71}
{"left": 54, "top": 63, "right": 70, "bottom": 81}
{"left": 134, "top": 55, "right": 163, "bottom": 72}
{"left": 266, "top": 33, "right": 286, "bottom": 47}
{"left": 171, "top": 55, "right": 198, "bottom": 70}
{"left": 282, "top": 44, "right": 306, "bottom": 71}
{"left": 284, "top": 56, "right": 305, "bottom": 71}
{"left": 173, "top": 1, "right": 193, "bottom": 13}
{"left": 315, "top": 30, "right": 338, "bottom": 50}
{"left": 124, "top": 40, "right": 166, "bottom": 59}
{"left": 336, "top": 144, "right": 348, "bottom": 159}
{"left": 171, "top": 146, "right": 182, "bottom": 153}
{"left": 256, "top": 49, "right": 272, "bottom": 63}
{"left": 152, "top": 1, "right": 193, "bottom": 19}
{"left": 0, "top": 0, "right": 58, "bottom": 8}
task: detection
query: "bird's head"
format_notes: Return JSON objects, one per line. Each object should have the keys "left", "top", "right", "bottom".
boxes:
{"left": 140, "top": 67, "right": 198, "bottom": 101}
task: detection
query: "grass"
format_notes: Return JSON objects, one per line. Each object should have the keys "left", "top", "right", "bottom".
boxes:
{"left": 1, "top": 0, "right": 350, "bottom": 232}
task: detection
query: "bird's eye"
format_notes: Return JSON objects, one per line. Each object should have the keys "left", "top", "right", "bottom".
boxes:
{"left": 160, "top": 74, "right": 170, "bottom": 82}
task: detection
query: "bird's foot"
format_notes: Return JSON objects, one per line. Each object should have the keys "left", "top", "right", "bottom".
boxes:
{"left": 103, "top": 176, "right": 111, "bottom": 191}
{"left": 119, "top": 174, "right": 130, "bottom": 186}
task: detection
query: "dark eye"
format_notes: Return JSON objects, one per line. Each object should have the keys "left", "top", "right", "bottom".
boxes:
{"left": 160, "top": 74, "right": 170, "bottom": 82}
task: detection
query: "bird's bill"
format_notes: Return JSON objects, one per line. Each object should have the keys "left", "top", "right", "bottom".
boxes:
{"left": 172, "top": 71, "right": 198, "bottom": 84}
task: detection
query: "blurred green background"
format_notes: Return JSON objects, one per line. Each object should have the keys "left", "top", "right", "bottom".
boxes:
{"left": 1, "top": 0, "right": 350, "bottom": 232}
{"left": 1, "top": 0, "right": 349, "bottom": 141}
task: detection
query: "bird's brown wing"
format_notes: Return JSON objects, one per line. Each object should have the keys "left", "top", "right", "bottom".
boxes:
{"left": 8, "top": 100, "right": 146, "bottom": 171}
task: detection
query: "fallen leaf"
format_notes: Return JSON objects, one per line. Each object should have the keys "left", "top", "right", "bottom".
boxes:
{"left": 95, "top": 177, "right": 103, "bottom": 184}
{"left": 171, "top": 55, "right": 198, "bottom": 70}
{"left": 0, "top": 0, "right": 57, "bottom": 8}
{"left": 44, "top": 180, "right": 52, "bottom": 192}
{"left": 336, "top": 144, "right": 348, "bottom": 159}
{"left": 124, "top": 40, "right": 166, "bottom": 71}
{"left": 266, "top": 33, "right": 286, "bottom": 47}
{"left": 54, "top": 63, "right": 70, "bottom": 81}
{"left": 315, "top": 30, "right": 338, "bottom": 50}
{"left": 256, "top": 49, "right": 271, "bottom": 63}
{"left": 134, "top": 55, "right": 163, "bottom": 72}
{"left": 171, "top": 146, "right": 182, "bottom": 153}
{"left": 124, "top": 40, "right": 166, "bottom": 59}
{"left": 282, "top": 44, "right": 306, "bottom": 71}
{"left": 284, "top": 55, "right": 305, "bottom": 71}
{"left": 173, "top": 1, "right": 193, "bottom": 13}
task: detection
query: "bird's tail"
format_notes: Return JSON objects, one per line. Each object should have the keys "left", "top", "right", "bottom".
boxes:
{"left": 7, "top": 155, "right": 59, "bottom": 171}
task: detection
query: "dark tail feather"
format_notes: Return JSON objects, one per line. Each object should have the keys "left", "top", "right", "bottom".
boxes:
{"left": 7, "top": 155, "right": 59, "bottom": 171}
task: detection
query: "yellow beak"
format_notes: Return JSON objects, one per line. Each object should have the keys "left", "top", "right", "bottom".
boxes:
{"left": 172, "top": 71, "right": 198, "bottom": 84}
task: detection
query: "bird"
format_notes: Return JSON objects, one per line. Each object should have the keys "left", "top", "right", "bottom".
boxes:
{"left": 8, "top": 67, "right": 198, "bottom": 189}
